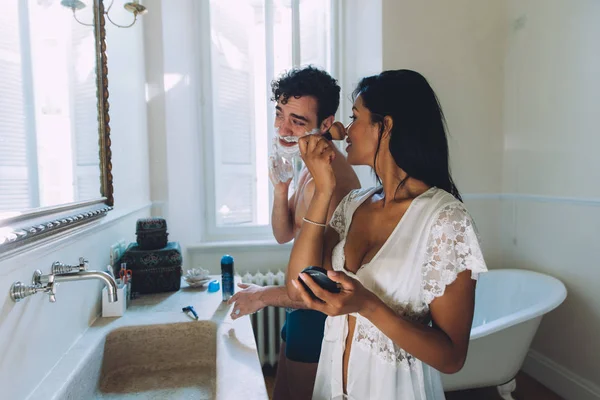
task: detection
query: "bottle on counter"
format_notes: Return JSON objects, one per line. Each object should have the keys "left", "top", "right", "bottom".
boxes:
{"left": 221, "top": 254, "right": 234, "bottom": 301}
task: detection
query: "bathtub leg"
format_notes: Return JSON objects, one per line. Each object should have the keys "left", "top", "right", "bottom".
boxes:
{"left": 497, "top": 378, "right": 517, "bottom": 400}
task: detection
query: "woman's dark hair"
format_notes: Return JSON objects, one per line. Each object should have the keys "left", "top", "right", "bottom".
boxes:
{"left": 272, "top": 66, "right": 340, "bottom": 125}
{"left": 352, "top": 69, "right": 462, "bottom": 201}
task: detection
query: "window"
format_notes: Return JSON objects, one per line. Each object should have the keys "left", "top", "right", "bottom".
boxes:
{"left": 0, "top": 1, "right": 100, "bottom": 219}
{"left": 201, "top": 0, "right": 334, "bottom": 241}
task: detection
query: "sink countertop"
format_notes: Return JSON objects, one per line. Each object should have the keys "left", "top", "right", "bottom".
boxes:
{"left": 28, "top": 276, "right": 268, "bottom": 400}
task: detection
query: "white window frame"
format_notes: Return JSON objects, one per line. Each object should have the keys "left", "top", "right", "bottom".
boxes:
{"left": 197, "top": 0, "right": 339, "bottom": 243}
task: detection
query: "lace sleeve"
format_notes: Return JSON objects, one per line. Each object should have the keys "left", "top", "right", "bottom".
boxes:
{"left": 421, "top": 202, "right": 488, "bottom": 305}
{"left": 329, "top": 189, "right": 358, "bottom": 236}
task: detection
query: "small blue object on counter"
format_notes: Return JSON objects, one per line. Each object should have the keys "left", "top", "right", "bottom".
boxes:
{"left": 208, "top": 279, "right": 220, "bottom": 293}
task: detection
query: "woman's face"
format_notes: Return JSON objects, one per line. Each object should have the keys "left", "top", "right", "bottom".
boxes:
{"left": 345, "top": 95, "right": 381, "bottom": 167}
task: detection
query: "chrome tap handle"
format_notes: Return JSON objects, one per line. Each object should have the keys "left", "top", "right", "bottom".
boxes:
{"left": 33, "top": 270, "right": 57, "bottom": 302}
{"left": 52, "top": 257, "right": 87, "bottom": 275}
{"left": 10, "top": 282, "right": 43, "bottom": 302}
{"left": 48, "top": 285, "right": 57, "bottom": 303}
{"left": 51, "top": 261, "right": 75, "bottom": 275}
{"left": 10, "top": 270, "right": 47, "bottom": 302}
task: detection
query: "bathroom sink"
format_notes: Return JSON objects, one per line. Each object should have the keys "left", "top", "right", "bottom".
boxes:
{"left": 98, "top": 321, "right": 217, "bottom": 399}
{"left": 27, "top": 285, "right": 267, "bottom": 400}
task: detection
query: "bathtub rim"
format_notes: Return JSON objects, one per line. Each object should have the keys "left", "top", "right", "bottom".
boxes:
{"left": 470, "top": 268, "right": 567, "bottom": 340}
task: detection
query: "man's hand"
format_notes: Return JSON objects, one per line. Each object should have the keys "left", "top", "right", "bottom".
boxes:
{"left": 227, "top": 283, "right": 267, "bottom": 320}
{"left": 269, "top": 152, "right": 294, "bottom": 188}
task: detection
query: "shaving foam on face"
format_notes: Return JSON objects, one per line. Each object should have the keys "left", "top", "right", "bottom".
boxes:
{"left": 275, "top": 128, "right": 321, "bottom": 158}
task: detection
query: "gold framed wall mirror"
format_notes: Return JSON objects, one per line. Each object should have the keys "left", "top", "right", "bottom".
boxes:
{"left": 0, "top": 0, "right": 135, "bottom": 255}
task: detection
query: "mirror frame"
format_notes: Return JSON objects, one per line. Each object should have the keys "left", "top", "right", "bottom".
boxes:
{"left": 0, "top": 0, "right": 113, "bottom": 256}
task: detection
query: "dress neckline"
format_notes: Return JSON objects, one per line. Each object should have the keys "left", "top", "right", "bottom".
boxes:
{"left": 341, "top": 186, "right": 437, "bottom": 277}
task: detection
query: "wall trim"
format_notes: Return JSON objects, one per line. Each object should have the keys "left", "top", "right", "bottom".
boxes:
{"left": 462, "top": 192, "right": 600, "bottom": 206}
{"left": 523, "top": 349, "right": 600, "bottom": 400}
{"left": 462, "top": 193, "right": 503, "bottom": 201}
{"left": 0, "top": 202, "right": 152, "bottom": 271}
{"left": 501, "top": 193, "right": 600, "bottom": 206}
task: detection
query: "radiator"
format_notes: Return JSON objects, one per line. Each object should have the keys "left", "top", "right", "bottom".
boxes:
{"left": 241, "top": 270, "right": 287, "bottom": 368}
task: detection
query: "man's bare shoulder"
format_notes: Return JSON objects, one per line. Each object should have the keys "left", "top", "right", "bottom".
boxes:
{"left": 331, "top": 149, "right": 361, "bottom": 198}
{"left": 301, "top": 175, "right": 316, "bottom": 205}
{"left": 300, "top": 172, "right": 360, "bottom": 209}
{"left": 297, "top": 147, "right": 360, "bottom": 207}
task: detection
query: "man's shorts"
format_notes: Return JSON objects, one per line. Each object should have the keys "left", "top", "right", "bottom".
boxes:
{"left": 280, "top": 308, "right": 327, "bottom": 363}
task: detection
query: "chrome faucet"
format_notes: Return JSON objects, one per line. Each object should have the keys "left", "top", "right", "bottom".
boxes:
{"left": 10, "top": 258, "right": 118, "bottom": 303}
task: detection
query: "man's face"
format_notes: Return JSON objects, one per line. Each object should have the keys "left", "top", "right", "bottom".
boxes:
{"left": 274, "top": 95, "right": 320, "bottom": 150}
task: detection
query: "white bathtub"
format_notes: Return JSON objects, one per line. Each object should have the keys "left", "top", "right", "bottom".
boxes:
{"left": 441, "top": 268, "right": 567, "bottom": 399}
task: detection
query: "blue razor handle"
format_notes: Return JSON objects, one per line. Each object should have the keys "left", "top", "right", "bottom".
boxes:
{"left": 182, "top": 305, "right": 198, "bottom": 320}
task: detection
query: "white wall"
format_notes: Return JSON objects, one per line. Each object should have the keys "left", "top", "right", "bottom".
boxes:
{"left": 143, "top": 0, "right": 169, "bottom": 219}
{"left": 382, "top": 0, "right": 506, "bottom": 195}
{"left": 339, "top": 0, "right": 382, "bottom": 189}
{"left": 143, "top": 0, "right": 205, "bottom": 270}
{"left": 381, "top": 0, "right": 507, "bottom": 267}
{"left": 0, "top": 20, "right": 150, "bottom": 400}
{"left": 503, "top": 1, "right": 600, "bottom": 398}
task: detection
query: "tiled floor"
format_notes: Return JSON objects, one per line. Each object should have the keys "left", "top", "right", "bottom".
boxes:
{"left": 262, "top": 367, "right": 564, "bottom": 400}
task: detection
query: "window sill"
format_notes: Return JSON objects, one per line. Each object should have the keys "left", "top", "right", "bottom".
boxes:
{"left": 188, "top": 239, "right": 293, "bottom": 252}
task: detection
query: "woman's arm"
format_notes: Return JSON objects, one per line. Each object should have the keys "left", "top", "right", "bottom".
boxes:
{"left": 285, "top": 190, "right": 333, "bottom": 300}
{"left": 361, "top": 271, "right": 476, "bottom": 374}
{"left": 285, "top": 135, "right": 339, "bottom": 300}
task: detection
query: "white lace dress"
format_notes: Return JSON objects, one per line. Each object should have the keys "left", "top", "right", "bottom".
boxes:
{"left": 312, "top": 186, "right": 488, "bottom": 400}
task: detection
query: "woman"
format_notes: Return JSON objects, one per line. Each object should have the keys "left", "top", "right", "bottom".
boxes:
{"left": 286, "top": 70, "right": 487, "bottom": 399}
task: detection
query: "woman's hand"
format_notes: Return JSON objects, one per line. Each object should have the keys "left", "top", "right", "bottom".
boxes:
{"left": 291, "top": 271, "right": 379, "bottom": 317}
{"left": 299, "top": 135, "right": 336, "bottom": 195}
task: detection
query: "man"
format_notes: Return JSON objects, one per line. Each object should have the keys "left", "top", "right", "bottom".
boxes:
{"left": 228, "top": 66, "right": 360, "bottom": 400}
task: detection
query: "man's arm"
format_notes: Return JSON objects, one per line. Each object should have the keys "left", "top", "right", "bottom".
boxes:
{"left": 228, "top": 284, "right": 306, "bottom": 319}
{"left": 271, "top": 181, "right": 295, "bottom": 244}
